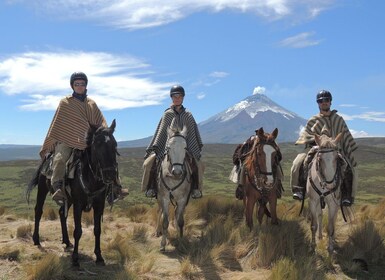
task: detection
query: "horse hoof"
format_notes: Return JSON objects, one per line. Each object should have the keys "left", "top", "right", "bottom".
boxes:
{"left": 96, "top": 259, "right": 105, "bottom": 266}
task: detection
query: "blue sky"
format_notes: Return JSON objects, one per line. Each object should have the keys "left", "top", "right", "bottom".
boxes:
{"left": 0, "top": 0, "right": 384, "bottom": 145}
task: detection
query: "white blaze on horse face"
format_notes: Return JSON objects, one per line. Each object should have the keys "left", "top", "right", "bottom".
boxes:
{"left": 104, "top": 135, "right": 110, "bottom": 143}
{"left": 263, "top": 144, "right": 275, "bottom": 184}
{"left": 320, "top": 151, "right": 338, "bottom": 182}
{"left": 167, "top": 136, "right": 187, "bottom": 177}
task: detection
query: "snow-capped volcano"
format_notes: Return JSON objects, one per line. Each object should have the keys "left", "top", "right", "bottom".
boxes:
{"left": 198, "top": 92, "right": 307, "bottom": 144}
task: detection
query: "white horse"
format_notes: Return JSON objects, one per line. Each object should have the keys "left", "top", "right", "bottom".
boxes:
{"left": 307, "top": 132, "right": 344, "bottom": 254}
{"left": 157, "top": 125, "right": 192, "bottom": 252}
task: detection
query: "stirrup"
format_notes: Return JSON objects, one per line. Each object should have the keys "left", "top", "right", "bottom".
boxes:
{"left": 191, "top": 189, "right": 202, "bottom": 199}
{"left": 52, "top": 189, "right": 65, "bottom": 206}
{"left": 341, "top": 198, "right": 352, "bottom": 206}
{"left": 145, "top": 189, "right": 156, "bottom": 198}
{"left": 293, "top": 192, "right": 303, "bottom": 201}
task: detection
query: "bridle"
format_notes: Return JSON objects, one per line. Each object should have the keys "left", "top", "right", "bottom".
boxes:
{"left": 309, "top": 147, "right": 342, "bottom": 209}
{"left": 246, "top": 139, "right": 280, "bottom": 192}
{"left": 160, "top": 133, "right": 188, "bottom": 193}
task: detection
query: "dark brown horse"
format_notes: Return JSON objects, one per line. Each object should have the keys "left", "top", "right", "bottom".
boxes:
{"left": 240, "top": 128, "right": 282, "bottom": 230}
{"left": 27, "top": 120, "right": 119, "bottom": 266}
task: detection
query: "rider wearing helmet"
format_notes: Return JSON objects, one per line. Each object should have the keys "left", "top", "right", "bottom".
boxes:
{"left": 290, "top": 90, "right": 358, "bottom": 206}
{"left": 40, "top": 72, "right": 128, "bottom": 206}
{"left": 141, "top": 84, "right": 204, "bottom": 199}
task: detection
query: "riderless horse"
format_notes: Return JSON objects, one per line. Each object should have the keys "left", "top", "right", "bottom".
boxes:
{"left": 157, "top": 125, "right": 192, "bottom": 252}
{"left": 237, "top": 128, "right": 282, "bottom": 230}
{"left": 306, "top": 132, "right": 344, "bottom": 254}
{"left": 27, "top": 120, "right": 119, "bottom": 266}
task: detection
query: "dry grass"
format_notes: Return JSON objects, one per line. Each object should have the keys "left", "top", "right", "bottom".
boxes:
{"left": 25, "top": 253, "right": 68, "bottom": 280}
{"left": 16, "top": 224, "right": 32, "bottom": 239}
{"left": 1, "top": 196, "right": 385, "bottom": 279}
{"left": 0, "top": 206, "right": 5, "bottom": 216}
{"left": 42, "top": 206, "right": 57, "bottom": 221}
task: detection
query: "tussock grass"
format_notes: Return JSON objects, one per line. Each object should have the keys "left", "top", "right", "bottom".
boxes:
{"left": 42, "top": 206, "right": 57, "bottom": 221}
{"left": 122, "top": 204, "right": 150, "bottom": 223}
{"left": 0, "top": 205, "right": 5, "bottom": 216}
{"left": 25, "top": 254, "right": 68, "bottom": 280}
{"left": 16, "top": 223, "right": 32, "bottom": 238}
{"left": 0, "top": 246, "right": 20, "bottom": 261}
{"left": 180, "top": 257, "right": 198, "bottom": 279}
{"left": 131, "top": 224, "right": 148, "bottom": 243}
{"left": 82, "top": 210, "right": 94, "bottom": 226}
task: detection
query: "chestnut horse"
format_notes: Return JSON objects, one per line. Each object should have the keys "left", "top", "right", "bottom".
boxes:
{"left": 240, "top": 128, "right": 282, "bottom": 230}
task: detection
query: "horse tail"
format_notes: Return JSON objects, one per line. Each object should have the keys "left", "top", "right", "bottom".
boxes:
{"left": 26, "top": 160, "right": 44, "bottom": 204}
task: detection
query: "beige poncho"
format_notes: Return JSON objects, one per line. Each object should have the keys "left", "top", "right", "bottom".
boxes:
{"left": 40, "top": 95, "right": 106, "bottom": 159}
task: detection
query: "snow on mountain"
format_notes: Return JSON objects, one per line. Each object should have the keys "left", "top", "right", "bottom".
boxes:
{"left": 199, "top": 92, "right": 307, "bottom": 144}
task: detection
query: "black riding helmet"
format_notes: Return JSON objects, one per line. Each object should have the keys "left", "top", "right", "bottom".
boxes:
{"left": 70, "top": 72, "right": 88, "bottom": 89}
{"left": 170, "top": 85, "right": 185, "bottom": 97}
{"left": 316, "top": 90, "right": 332, "bottom": 102}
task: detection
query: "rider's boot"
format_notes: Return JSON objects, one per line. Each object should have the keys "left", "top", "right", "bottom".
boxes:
{"left": 107, "top": 184, "right": 129, "bottom": 205}
{"left": 52, "top": 180, "right": 66, "bottom": 206}
{"left": 292, "top": 185, "right": 304, "bottom": 201}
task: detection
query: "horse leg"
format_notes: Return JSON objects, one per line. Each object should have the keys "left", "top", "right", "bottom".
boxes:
{"left": 327, "top": 204, "right": 338, "bottom": 254}
{"left": 175, "top": 202, "right": 187, "bottom": 238}
{"left": 269, "top": 194, "right": 279, "bottom": 225}
{"left": 59, "top": 204, "right": 72, "bottom": 248}
{"left": 309, "top": 201, "right": 318, "bottom": 251}
{"left": 93, "top": 202, "right": 105, "bottom": 265}
{"left": 160, "top": 200, "right": 169, "bottom": 252}
{"left": 245, "top": 195, "right": 256, "bottom": 231}
{"left": 33, "top": 176, "right": 48, "bottom": 246}
{"left": 257, "top": 200, "right": 265, "bottom": 225}
{"left": 155, "top": 205, "right": 163, "bottom": 237}
{"left": 72, "top": 203, "right": 83, "bottom": 267}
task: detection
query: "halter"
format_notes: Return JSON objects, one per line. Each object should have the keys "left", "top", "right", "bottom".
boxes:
{"left": 309, "top": 147, "right": 341, "bottom": 209}
{"left": 160, "top": 133, "right": 188, "bottom": 194}
{"left": 246, "top": 140, "right": 280, "bottom": 193}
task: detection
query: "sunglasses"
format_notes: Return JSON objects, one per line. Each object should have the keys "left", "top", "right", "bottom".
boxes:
{"left": 317, "top": 98, "right": 330, "bottom": 104}
{"left": 74, "top": 83, "right": 86, "bottom": 87}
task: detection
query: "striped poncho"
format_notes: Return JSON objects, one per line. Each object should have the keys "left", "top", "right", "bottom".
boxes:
{"left": 295, "top": 110, "right": 358, "bottom": 167}
{"left": 40, "top": 95, "right": 107, "bottom": 159}
{"left": 145, "top": 105, "right": 203, "bottom": 161}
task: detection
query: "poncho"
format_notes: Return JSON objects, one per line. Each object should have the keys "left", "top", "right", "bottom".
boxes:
{"left": 295, "top": 110, "right": 358, "bottom": 167}
{"left": 40, "top": 95, "right": 106, "bottom": 159}
{"left": 145, "top": 105, "right": 203, "bottom": 161}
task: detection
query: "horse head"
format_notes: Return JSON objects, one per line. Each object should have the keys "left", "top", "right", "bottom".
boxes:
{"left": 166, "top": 125, "right": 187, "bottom": 178}
{"left": 245, "top": 127, "right": 280, "bottom": 187}
{"left": 313, "top": 132, "right": 343, "bottom": 189}
{"left": 86, "top": 119, "right": 118, "bottom": 184}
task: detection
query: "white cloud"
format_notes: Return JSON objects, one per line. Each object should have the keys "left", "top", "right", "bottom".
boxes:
{"left": 279, "top": 32, "right": 322, "bottom": 48}
{"left": 209, "top": 71, "right": 229, "bottom": 78}
{"left": 339, "top": 112, "right": 385, "bottom": 123}
{"left": 339, "top": 104, "right": 357, "bottom": 107}
{"left": 0, "top": 51, "right": 171, "bottom": 111}
{"left": 197, "top": 93, "right": 206, "bottom": 100}
{"left": 350, "top": 130, "right": 369, "bottom": 138}
{"left": 10, "top": 0, "right": 337, "bottom": 30}
{"left": 253, "top": 86, "right": 266, "bottom": 95}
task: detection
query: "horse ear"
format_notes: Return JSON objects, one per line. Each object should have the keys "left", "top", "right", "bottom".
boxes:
{"left": 271, "top": 128, "right": 278, "bottom": 139}
{"left": 314, "top": 134, "right": 321, "bottom": 146}
{"left": 256, "top": 127, "right": 264, "bottom": 137}
{"left": 110, "top": 119, "right": 116, "bottom": 132}
{"left": 181, "top": 125, "right": 188, "bottom": 137}
{"left": 167, "top": 126, "right": 173, "bottom": 138}
{"left": 334, "top": 132, "right": 344, "bottom": 143}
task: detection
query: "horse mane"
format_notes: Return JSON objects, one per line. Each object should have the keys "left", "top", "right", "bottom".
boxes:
{"left": 317, "top": 134, "right": 337, "bottom": 149}
{"left": 243, "top": 137, "right": 260, "bottom": 179}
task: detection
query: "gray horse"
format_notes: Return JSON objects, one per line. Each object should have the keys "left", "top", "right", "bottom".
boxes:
{"left": 157, "top": 125, "right": 192, "bottom": 252}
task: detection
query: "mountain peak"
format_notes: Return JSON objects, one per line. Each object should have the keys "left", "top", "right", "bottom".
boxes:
{"left": 199, "top": 91, "right": 307, "bottom": 143}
